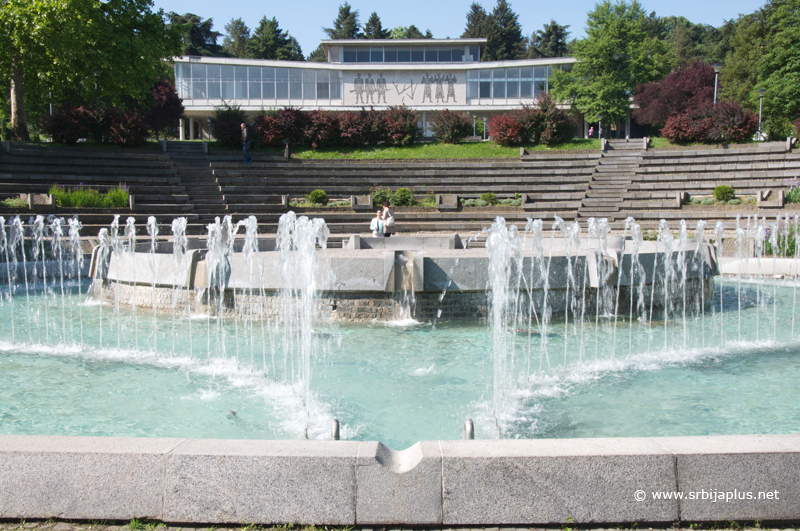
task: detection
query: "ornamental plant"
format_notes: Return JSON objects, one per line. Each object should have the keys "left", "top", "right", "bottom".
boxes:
{"left": 39, "top": 106, "right": 95, "bottom": 144}
{"left": 392, "top": 187, "right": 413, "bottom": 206}
{"left": 211, "top": 103, "right": 246, "bottom": 148}
{"left": 713, "top": 185, "right": 735, "bottom": 202}
{"left": 306, "top": 189, "right": 328, "bottom": 206}
{"left": 429, "top": 109, "right": 472, "bottom": 144}
{"left": 488, "top": 115, "right": 521, "bottom": 146}
{"left": 786, "top": 176, "right": 800, "bottom": 203}
{"left": 384, "top": 106, "right": 419, "bottom": 146}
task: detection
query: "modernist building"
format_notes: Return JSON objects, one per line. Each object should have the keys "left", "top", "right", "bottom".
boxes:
{"left": 173, "top": 38, "right": 617, "bottom": 140}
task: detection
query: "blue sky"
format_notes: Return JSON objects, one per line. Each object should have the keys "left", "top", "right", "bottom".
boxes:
{"left": 151, "top": 0, "right": 766, "bottom": 57}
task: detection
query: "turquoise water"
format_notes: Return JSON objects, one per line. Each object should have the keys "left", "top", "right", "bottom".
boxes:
{"left": 1, "top": 279, "right": 799, "bottom": 449}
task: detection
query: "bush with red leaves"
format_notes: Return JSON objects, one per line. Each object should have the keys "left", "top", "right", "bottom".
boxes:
{"left": 254, "top": 114, "right": 283, "bottom": 147}
{"left": 633, "top": 62, "right": 716, "bottom": 130}
{"left": 301, "top": 110, "right": 341, "bottom": 149}
{"left": 384, "top": 106, "right": 419, "bottom": 146}
{"left": 662, "top": 101, "right": 758, "bottom": 144}
{"left": 537, "top": 93, "right": 576, "bottom": 146}
{"left": 148, "top": 79, "right": 184, "bottom": 140}
{"left": 488, "top": 114, "right": 522, "bottom": 146}
{"left": 108, "top": 109, "right": 149, "bottom": 146}
{"left": 429, "top": 110, "right": 472, "bottom": 143}
{"left": 40, "top": 106, "right": 95, "bottom": 144}
{"left": 338, "top": 110, "right": 384, "bottom": 146}
{"left": 511, "top": 104, "right": 544, "bottom": 144}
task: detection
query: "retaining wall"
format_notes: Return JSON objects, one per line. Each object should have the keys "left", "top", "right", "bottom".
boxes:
{"left": 0, "top": 434, "right": 798, "bottom": 525}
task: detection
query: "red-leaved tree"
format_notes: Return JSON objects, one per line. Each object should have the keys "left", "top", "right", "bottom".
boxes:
{"left": 148, "top": 79, "right": 184, "bottom": 140}
{"left": 488, "top": 115, "right": 522, "bottom": 146}
{"left": 633, "top": 62, "right": 716, "bottom": 130}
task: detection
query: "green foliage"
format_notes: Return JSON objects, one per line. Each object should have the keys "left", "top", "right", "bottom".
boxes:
{"left": 713, "top": 185, "right": 735, "bottom": 202}
{"left": 222, "top": 18, "right": 250, "bottom": 58}
{"left": 481, "top": 0, "right": 527, "bottom": 61}
{"left": 480, "top": 192, "right": 498, "bottom": 205}
{"left": 462, "top": 3, "right": 489, "bottom": 39}
{"left": 211, "top": 103, "right": 247, "bottom": 148}
{"left": 246, "top": 17, "right": 303, "bottom": 61}
{"left": 430, "top": 110, "right": 473, "bottom": 143}
{"left": 476, "top": 199, "right": 488, "bottom": 207}
{"left": 167, "top": 12, "right": 225, "bottom": 56}
{"left": 363, "top": 12, "right": 391, "bottom": 39}
{"left": 393, "top": 188, "right": 413, "bottom": 206}
{"left": 550, "top": 0, "right": 674, "bottom": 125}
{"left": 50, "top": 184, "right": 129, "bottom": 208}
{"left": 511, "top": 199, "right": 522, "bottom": 206}
{"left": 726, "top": 198, "right": 742, "bottom": 205}
{"left": 463, "top": 199, "right": 477, "bottom": 207}
{"left": 0, "top": 196, "right": 28, "bottom": 208}
{"left": 527, "top": 20, "right": 571, "bottom": 58}
{"left": 307, "top": 45, "right": 327, "bottom": 62}
{"left": 786, "top": 176, "right": 800, "bottom": 203}
{"left": 371, "top": 187, "right": 393, "bottom": 206}
{"left": 500, "top": 198, "right": 514, "bottom": 205}
{"left": 306, "top": 189, "right": 328, "bottom": 206}
{"left": 701, "top": 197, "right": 715, "bottom": 205}
{"left": 324, "top": 2, "right": 361, "bottom": 39}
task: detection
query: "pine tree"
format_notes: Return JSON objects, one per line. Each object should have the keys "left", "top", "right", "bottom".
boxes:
{"left": 246, "top": 17, "right": 304, "bottom": 61}
{"left": 462, "top": 3, "right": 488, "bottom": 38}
{"left": 482, "top": 0, "right": 526, "bottom": 61}
{"left": 324, "top": 2, "right": 361, "bottom": 39}
{"left": 406, "top": 25, "right": 426, "bottom": 39}
{"left": 527, "top": 20, "right": 570, "bottom": 58}
{"left": 308, "top": 44, "right": 328, "bottom": 62}
{"left": 167, "top": 12, "right": 225, "bottom": 57}
{"left": 363, "top": 12, "right": 390, "bottom": 39}
{"left": 222, "top": 18, "right": 250, "bottom": 58}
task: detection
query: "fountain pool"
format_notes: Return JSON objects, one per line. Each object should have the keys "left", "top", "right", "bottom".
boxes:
{"left": 0, "top": 212, "right": 799, "bottom": 449}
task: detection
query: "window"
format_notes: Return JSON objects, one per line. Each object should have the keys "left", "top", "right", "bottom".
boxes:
{"left": 467, "top": 81, "right": 479, "bottom": 98}
{"left": 452, "top": 47, "right": 464, "bottom": 62}
{"left": 289, "top": 69, "right": 302, "bottom": 99}
{"left": 330, "top": 71, "right": 342, "bottom": 99}
{"left": 479, "top": 81, "right": 491, "bottom": 98}
{"left": 438, "top": 47, "right": 451, "bottom": 62}
{"left": 235, "top": 66, "right": 247, "bottom": 99}
{"left": 248, "top": 67, "right": 261, "bottom": 99}
{"left": 507, "top": 81, "right": 518, "bottom": 98}
{"left": 221, "top": 66, "right": 235, "bottom": 100}
{"left": 385, "top": 48, "right": 397, "bottom": 62}
{"left": 397, "top": 47, "right": 410, "bottom": 62}
{"left": 469, "top": 46, "right": 480, "bottom": 61}
{"left": 191, "top": 64, "right": 206, "bottom": 99}
{"left": 263, "top": 67, "right": 275, "bottom": 99}
{"left": 411, "top": 47, "right": 424, "bottom": 62}
{"left": 303, "top": 70, "right": 316, "bottom": 99}
{"left": 343, "top": 47, "right": 357, "bottom": 62}
{"left": 371, "top": 47, "right": 383, "bottom": 62}
{"left": 357, "top": 49, "right": 370, "bottom": 63}
{"left": 176, "top": 64, "right": 191, "bottom": 99}
{"left": 425, "top": 46, "right": 437, "bottom": 62}
{"left": 276, "top": 68, "right": 288, "bottom": 99}
{"left": 207, "top": 65, "right": 221, "bottom": 99}
{"left": 493, "top": 80, "right": 506, "bottom": 98}
{"left": 520, "top": 81, "right": 532, "bottom": 98}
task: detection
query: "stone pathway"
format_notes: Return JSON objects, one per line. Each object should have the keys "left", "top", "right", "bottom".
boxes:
{"left": 0, "top": 523, "right": 796, "bottom": 531}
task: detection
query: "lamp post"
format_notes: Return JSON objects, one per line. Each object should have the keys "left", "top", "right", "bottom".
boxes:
{"left": 482, "top": 116, "right": 487, "bottom": 142}
{"left": 206, "top": 116, "right": 212, "bottom": 141}
{"left": 93, "top": 70, "right": 102, "bottom": 109}
{"left": 712, "top": 63, "right": 723, "bottom": 105}
{"left": 472, "top": 114, "right": 476, "bottom": 137}
{"left": 757, "top": 88, "right": 766, "bottom": 140}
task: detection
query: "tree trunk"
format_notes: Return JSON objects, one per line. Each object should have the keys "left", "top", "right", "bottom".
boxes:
{"left": 10, "top": 54, "right": 30, "bottom": 141}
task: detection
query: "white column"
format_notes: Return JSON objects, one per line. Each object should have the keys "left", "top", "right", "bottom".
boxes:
{"left": 625, "top": 111, "right": 631, "bottom": 139}
{"left": 189, "top": 119, "right": 195, "bottom": 140}
{"left": 583, "top": 118, "right": 589, "bottom": 138}
{"left": 179, "top": 119, "right": 185, "bottom": 140}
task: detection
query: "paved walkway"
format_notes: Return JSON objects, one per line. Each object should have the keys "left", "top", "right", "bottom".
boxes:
{"left": 0, "top": 523, "right": 796, "bottom": 531}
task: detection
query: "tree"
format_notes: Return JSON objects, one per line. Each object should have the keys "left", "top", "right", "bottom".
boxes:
{"left": 462, "top": 3, "right": 488, "bottom": 38}
{"left": 222, "top": 18, "right": 250, "bottom": 58}
{"left": 363, "top": 12, "right": 390, "bottom": 39}
{"left": 482, "top": 0, "right": 527, "bottom": 61}
{"left": 722, "top": 0, "right": 800, "bottom": 138}
{"left": 527, "top": 20, "right": 570, "bottom": 58}
{"left": 246, "top": 17, "right": 304, "bottom": 61}
{"left": 633, "top": 61, "right": 716, "bottom": 129}
{"left": 1, "top": 0, "right": 180, "bottom": 140}
{"left": 550, "top": 0, "right": 674, "bottom": 125}
{"left": 324, "top": 3, "right": 361, "bottom": 39}
{"left": 308, "top": 45, "right": 328, "bottom": 62}
{"left": 167, "top": 12, "right": 225, "bottom": 56}
{"left": 391, "top": 25, "right": 432, "bottom": 39}
{"left": 148, "top": 79, "right": 184, "bottom": 140}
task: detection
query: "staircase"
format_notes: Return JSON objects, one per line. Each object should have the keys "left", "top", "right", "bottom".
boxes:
{"left": 165, "top": 142, "right": 226, "bottom": 218}
{"left": 578, "top": 139, "right": 642, "bottom": 222}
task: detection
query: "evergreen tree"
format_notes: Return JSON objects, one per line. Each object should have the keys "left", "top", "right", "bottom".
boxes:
{"left": 462, "top": 2, "right": 488, "bottom": 38}
{"left": 167, "top": 13, "right": 225, "bottom": 57}
{"left": 527, "top": 20, "right": 570, "bottom": 58}
{"left": 324, "top": 3, "right": 361, "bottom": 39}
{"left": 308, "top": 45, "right": 328, "bottom": 62}
{"left": 550, "top": 0, "right": 674, "bottom": 125}
{"left": 222, "top": 18, "right": 250, "bottom": 58}
{"left": 482, "top": 0, "right": 526, "bottom": 61}
{"left": 363, "top": 12, "right": 390, "bottom": 39}
{"left": 406, "top": 25, "right": 427, "bottom": 39}
{"left": 246, "top": 17, "right": 304, "bottom": 61}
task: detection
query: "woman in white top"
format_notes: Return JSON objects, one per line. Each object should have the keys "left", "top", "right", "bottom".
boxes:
{"left": 370, "top": 209, "right": 384, "bottom": 237}
{"left": 381, "top": 202, "right": 395, "bottom": 237}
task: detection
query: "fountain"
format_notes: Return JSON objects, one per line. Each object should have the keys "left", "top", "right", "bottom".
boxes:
{"left": 0, "top": 212, "right": 799, "bottom": 448}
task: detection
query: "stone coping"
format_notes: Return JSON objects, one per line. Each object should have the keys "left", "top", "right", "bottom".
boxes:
{"left": 1, "top": 434, "right": 799, "bottom": 525}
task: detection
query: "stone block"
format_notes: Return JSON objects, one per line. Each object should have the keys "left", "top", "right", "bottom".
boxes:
{"left": 163, "top": 439, "right": 359, "bottom": 525}
{"left": 0, "top": 435, "right": 182, "bottom": 520}
{"left": 440, "top": 438, "right": 678, "bottom": 525}
{"left": 656, "top": 434, "right": 800, "bottom": 522}
{"left": 356, "top": 441, "right": 442, "bottom": 525}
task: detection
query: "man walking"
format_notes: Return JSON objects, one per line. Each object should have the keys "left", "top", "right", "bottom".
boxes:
{"left": 241, "top": 122, "right": 252, "bottom": 163}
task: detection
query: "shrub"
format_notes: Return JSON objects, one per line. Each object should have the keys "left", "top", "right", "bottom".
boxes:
{"left": 713, "top": 185, "right": 735, "bottom": 202}
{"left": 700, "top": 198, "right": 715, "bottom": 206}
{"left": 0, "top": 196, "right": 28, "bottom": 208}
{"left": 107, "top": 109, "right": 149, "bottom": 146}
{"left": 662, "top": 104, "right": 714, "bottom": 143}
{"left": 536, "top": 94, "right": 576, "bottom": 146}
{"left": 211, "top": 103, "right": 246, "bottom": 148}
{"left": 49, "top": 184, "right": 129, "bottom": 208}
{"left": 511, "top": 199, "right": 522, "bottom": 207}
{"left": 488, "top": 115, "right": 522, "bottom": 146}
{"left": 393, "top": 187, "right": 413, "bottom": 206}
{"left": 274, "top": 107, "right": 307, "bottom": 146}
{"left": 102, "top": 185, "right": 130, "bottom": 208}
{"left": 302, "top": 110, "right": 340, "bottom": 149}
{"left": 476, "top": 199, "right": 488, "bottom": 207}
{"left": 708, "top": 100, "right": 759, "bottom": 144}
{"left": 306, "top": 189, "right": 328, "bottom": 206}
{"left": 254, "top": 113, "right": 283, "bottom": 147}
{"left": 40, "top": 106, "right": 95, "bottom": 144}
{"left": 480, "top": 192, "right": 497, "bottom": 205}
{"left": 511, "top": 104, "right": 544, "bottom": 144}
{"left": 727, "top": 198, "right": 742, "bottom": 205}
{"left": 339, "top": 110, "right": 384, "bottom": 146}
{"left": 148, "top": 79, "right": 184, "bottom": 140}
{"left": 633, "top": 62, "right": 716, "bottom": 130}
{"left": 463, "top": 199, "right": 476, "bottom": 207}
{"left": 430, "top": 109, "right": 473, "bottom": 143}
{"left": 786, "top": 176, "right": 800, "bottom": 203}
{"left": 384, "top": 106, "right": 419, "bottom": 146}
{"left": 371, "top": 187, "right": 392, "bottom": 206}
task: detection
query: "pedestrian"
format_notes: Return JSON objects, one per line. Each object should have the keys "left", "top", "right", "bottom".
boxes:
{"left": 370, "top": 209, "right": 384, "bottom": 237}
{"left": 588, "top": 126, "right": 595, "bottom": 138}
{"left": 241, "top": 122, "right": 252, "bottom": 163}
{"left": 381, "top": 201, "right": 395, "bottom": 238}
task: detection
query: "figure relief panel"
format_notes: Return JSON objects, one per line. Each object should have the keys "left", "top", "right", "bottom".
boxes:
{"left": 344, "top": 71, "right": 465, "bottom": 106}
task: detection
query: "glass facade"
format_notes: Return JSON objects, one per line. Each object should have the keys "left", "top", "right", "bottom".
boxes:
{"left": 466, "top": 66, "right": 559, "bottom": 101}
{"left": 341, "top": 45, "right": 477, "bottom": 63}
{"left": 176, "top": 63, "right": 343, "bottom": 104}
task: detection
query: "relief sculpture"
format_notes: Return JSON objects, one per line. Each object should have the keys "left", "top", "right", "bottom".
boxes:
{"left": 350, "top": 73, "right": 457, "bottom": 105}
